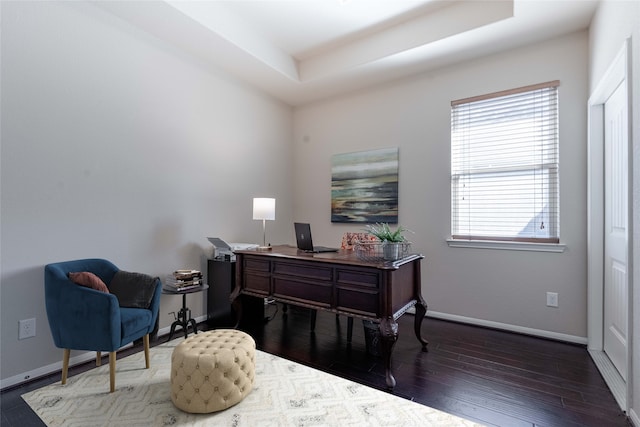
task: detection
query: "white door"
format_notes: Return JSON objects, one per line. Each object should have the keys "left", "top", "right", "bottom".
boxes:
{"left": 603, "top": 80, "right": 628, "bottom": 381}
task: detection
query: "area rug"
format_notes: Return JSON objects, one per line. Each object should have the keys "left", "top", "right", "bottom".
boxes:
{"left": 22, "top": 338, "right": 483, "bottom": 427}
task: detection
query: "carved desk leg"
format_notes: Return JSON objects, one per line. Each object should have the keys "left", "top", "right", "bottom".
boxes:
{"left": 412, "top": 257, "right": 429, "bottom": 351}
{"left": 413, "top": 300, "right": 429, "bottom": 351}
{"left": 379, "top": 317, "right": 399, "bottom": 389}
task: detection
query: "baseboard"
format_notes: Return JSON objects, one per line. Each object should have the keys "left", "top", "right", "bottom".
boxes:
{"left": 424, "top": 310, "right": 588, "bottom": 345}
{"left": 630, "top": 408, "right": 639, "bottom": 427}
{"left": 0, "top": 315, "right": 207, "bottom": 391}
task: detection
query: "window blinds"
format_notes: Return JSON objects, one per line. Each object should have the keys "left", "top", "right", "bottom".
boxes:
{"left": 450, "top": 81, "right": 560, "bottom": 243}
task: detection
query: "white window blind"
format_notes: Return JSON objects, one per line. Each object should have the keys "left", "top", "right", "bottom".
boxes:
{"left": 451, "top": 81, "right": 560, "bottom": 243}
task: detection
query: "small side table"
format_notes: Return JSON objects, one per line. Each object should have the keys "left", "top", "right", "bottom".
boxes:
{"left": 163, "top": 284, "right": 209, "bottom": 341}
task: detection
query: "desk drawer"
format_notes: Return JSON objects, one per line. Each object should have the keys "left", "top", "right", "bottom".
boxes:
{"left": 336, "top": 268, "right": 379, "bottom": 288}
{"left": 273, "top": 277, "right": 331, "bottom": 307}
{"left": 243, "top": 272, "right": 270, "bottom": 295}
{"left": 336, "top": 287, "right": 379, "bottom": 317}
{"left": 274, "top": 262, "right": 332, "bottom": 281}
{"left": 244, "top": 258, "right": 270, "bottom": 272}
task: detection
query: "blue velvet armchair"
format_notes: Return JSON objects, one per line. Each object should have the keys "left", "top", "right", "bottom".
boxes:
{"left": 44, "top": 258, "right": 162, "bottom": 393}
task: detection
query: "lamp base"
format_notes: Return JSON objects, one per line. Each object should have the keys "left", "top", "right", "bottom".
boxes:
{"left": 256, "top": 245, "right": 272, "bottom": 251}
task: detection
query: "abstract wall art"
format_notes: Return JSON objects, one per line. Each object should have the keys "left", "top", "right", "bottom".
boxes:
{"left": 331, "top": 147, "right": 399, "bottom": 223}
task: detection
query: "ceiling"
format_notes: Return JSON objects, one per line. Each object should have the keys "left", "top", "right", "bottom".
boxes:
{"left": 95, "top": 0, "right": 599, "bottom": 106}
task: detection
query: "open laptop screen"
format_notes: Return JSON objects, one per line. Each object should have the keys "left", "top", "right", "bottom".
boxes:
{"left": 294, "top": 223, "right": 338, "bottom": 253}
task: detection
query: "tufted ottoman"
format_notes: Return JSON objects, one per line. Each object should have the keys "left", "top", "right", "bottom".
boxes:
{"left": 170, "top": 329, "right": 256, "bottom": 413}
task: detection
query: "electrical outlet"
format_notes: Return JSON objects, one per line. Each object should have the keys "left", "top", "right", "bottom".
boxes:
{"left": 19, "top": 318, "right": 36, "bottom": 340}
{"left": 546, "top": 292, "right": 558, "bottom": 308}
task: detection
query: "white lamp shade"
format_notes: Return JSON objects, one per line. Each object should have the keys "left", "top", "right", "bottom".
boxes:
{"left": 253, "top": 198, "right": 276, "bottom": 220}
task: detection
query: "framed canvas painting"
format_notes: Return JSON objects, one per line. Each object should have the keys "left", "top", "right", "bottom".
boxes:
{"left": 331, "top": 147, "right": 398, "bottom": 223}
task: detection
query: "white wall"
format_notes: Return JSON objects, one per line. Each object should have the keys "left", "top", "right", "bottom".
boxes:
{"left": 590, "top": 0, "right": 640, "bottom": 423}
{"left": 0, "top": 1, "right": 293, "bottom": 383}
{"left": 293, "top": 31, "right": 589, "bottom": 340}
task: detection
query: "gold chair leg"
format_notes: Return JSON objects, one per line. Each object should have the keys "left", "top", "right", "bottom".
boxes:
{"left": 96, "top": 351, "right": 102, "bottom": 366}
{"left": 109, "top": 352, "right": 116, "bottom": 393}
{"left": 143, "top": 334, "right": 150, "bottom": 369}
{"left": 61, "top": 349, "right": 70, "bottom": 385}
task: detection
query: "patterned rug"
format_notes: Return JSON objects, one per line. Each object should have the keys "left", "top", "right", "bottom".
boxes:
{"left": 22, "top": 338, "right": 483, "bottom": 426}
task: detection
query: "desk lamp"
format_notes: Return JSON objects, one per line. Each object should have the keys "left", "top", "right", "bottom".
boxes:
{"left": 253, "top": 197, "right": 275, "bottom": 251}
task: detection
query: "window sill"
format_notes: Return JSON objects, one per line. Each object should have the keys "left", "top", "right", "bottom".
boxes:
{"left": 446, "top": 238, "right": 566, "bottom": 253}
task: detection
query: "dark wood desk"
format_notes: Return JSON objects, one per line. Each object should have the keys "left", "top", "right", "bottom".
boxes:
{"left": 230, "top": 245, "right": 428, "bottom": 388}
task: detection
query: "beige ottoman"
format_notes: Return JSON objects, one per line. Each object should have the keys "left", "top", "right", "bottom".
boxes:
{"left": 170, "top": 329, "right": 256, "bottom": 413}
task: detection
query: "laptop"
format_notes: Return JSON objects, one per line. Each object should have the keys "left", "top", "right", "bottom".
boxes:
{"left": 294, "top": 222, "right": 339, "bottom": 253}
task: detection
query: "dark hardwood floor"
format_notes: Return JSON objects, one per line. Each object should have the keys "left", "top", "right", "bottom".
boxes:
{"left": 1, "top": 305, "right": 631, "bottom": 426}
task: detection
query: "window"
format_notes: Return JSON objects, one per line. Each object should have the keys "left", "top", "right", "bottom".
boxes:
{"left": 450, "top": 81, "right": 560, "bottom": 244}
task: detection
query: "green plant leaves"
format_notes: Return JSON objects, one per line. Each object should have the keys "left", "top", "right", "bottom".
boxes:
{"left": 363, "top": 223, "right": 410, "bottom": 242}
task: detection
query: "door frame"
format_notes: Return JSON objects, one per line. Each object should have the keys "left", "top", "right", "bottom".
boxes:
{"left": 587, "top": 38, "right": 632, "bottom": 412}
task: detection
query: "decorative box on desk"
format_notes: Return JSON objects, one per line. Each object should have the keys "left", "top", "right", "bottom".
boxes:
{"left": 207, "top": 258, "right": 263, "bottom": 328}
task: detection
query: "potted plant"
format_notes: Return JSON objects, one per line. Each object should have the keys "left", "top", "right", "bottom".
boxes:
{"left": 364, "top": 223, "right": 412, "bottom": 260}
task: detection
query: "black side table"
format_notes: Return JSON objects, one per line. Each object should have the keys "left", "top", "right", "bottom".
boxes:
{"left": 162, "top": 284, "right": 209, "bottom": 341}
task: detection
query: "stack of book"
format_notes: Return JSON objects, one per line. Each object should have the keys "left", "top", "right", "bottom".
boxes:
{"left": 166, "top": 269, "right": 203, "bottom": 291}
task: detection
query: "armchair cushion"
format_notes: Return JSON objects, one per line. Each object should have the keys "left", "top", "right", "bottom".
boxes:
{"left": 68, "top": 271, "right": 109, "bottom": 293}
{"left": 120, "top": 307, "right": 154, "bottom": 343}
{"left": 108, "top": 271, "right": 158, "bottom": 309}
